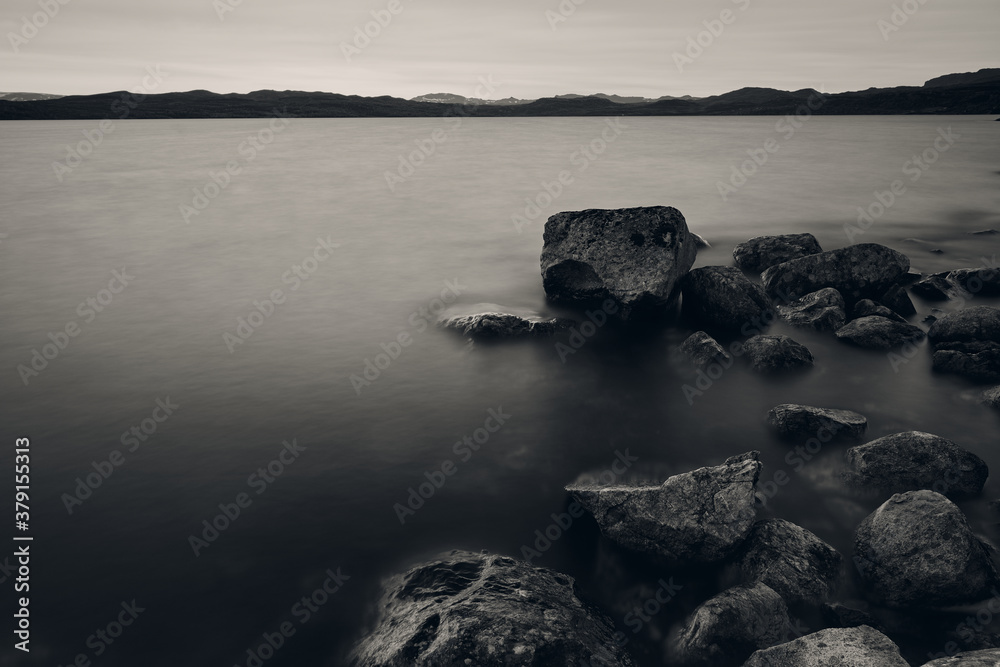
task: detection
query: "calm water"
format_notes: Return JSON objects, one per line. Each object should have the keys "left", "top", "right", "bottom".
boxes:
{"left": 1, "top": 116, "right": 999, "bottom": 666}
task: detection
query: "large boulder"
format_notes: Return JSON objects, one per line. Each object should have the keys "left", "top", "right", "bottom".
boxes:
{"left": 932, "top": 346, "right": 1000, "bottom": 382}
{"left": 928, "top": 307, "right": 1000, "bottom": 344}
{"left": 741, "top": 626, "right": 909, "bottom": 667}
{"left": 540, "top": 207, "right": 698, "bottom": 319}
{"left": 349, "top": 550, "right": 634, "bottom": 667}
{"left": 761, "top": 243, "right": 910, "bottom": 305}
{"left": 777, "top": 288, "right": 846, "bottom": 332}
{"left": 923, "top": 648, "right": 1000, "bottom": 666}
{"left": 766, "top": 404, "right": 867, "bottom": 441}
{"left": 681, "top": 266, "right": 773, "bottom": 332}
{"left": 743, "top": 335, "right": 814, "bottom": 374}
{"left": 844, "top": 431, "right": 988, "bottom": 499}
{"left": 928, "top": 307, "right": 1000, "bottom": 381}
{"left": 853, "top": 490, "right": 1000, "bottom": 608}
{"left": 438, "top": 304, "right": 573, "bottom": 339}
{"left": 566, "top": 452, "right": 761, "bottom": 564}
{"left": 732, "top": 233, "right": 823, "bottom": 274}
{"left": 671, "top": 582, "right": 791, "bottom": 666}
{"left": 736, "top": 519, "right": 843, "bottom": 607}
{"left": 679, "top": 331, "right": 731, "bottom": 369}
{"left": 834, "top": 316, "right": 925, "bottom": 350}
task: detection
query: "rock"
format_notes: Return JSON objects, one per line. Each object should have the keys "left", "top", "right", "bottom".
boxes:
{"left": 852, "top": 298, "right": 906, "bottom": 323}
{"left": 948, "top": 268, "right": 1000, "bottom": 297}
{"left": 741, "top": 626, "right": 908, "bottom": 667}
{"left": 983, "top": 386, "right": 1000, "bottom": 409}
{"left": 835, "top": 316, "right": 925, "bottom": 350}
{"left": 737, "top": 519, "right": 843, "bottom": 607}
{"left": 912, "top": 274, "right": 958, "bottom": 301}
{"left": 933, "top": 347, "right": 1000, "bottom": 382}
{"left": 438, "top": 305, "right": 574, "bottom": 339}
{"left": 732, "top": 233, "right": 823, "bottom": 274}
{"left": 680, "top": 331, "right": 731, "bottom": 368}
{"left": 766, "top": 404, "right": 867, "bottom": 440}
{"left": 923, "top": 648, "right": 1000, "bottom": 665}
{"left": 928, "top": 308, "right": 1000, "bottom": 380}
{"left": 692, "top": 232, "right": 711, "bottom": 249}
{"left": 929, "top": 307, "right": 1000, "bottom": 345}
{"left": 672, "top": 582, "right": 791, "bottom": 666}
{"left": 879, "top": 284, "right": 917, "bottom": 316}
{"left": 970, "top": 229, "right": 1000, "bottom": 235}
{"left": 349, "top": 550, "right": 634, "bottom": 667}
{"left": 743, "top": 335, "right": 814, "bottom": 373}
{"left": 541, "top": 206, "right": 697, "bottom": 319}
{"left": 844, "top": 431, "right": 988, "bottom": 499}
{"left": 777, "top": 288, "right": 846, "bottom": 332}
{"left": 681, "top": 266, "right": 774, "bottom": 332}
{"left": 820, "top": 602, "right": 881, "bottom": 630}
{"left": 566, "top": 452, "right": 761, "bottom": 564}
{"left": 853, "top": 490, "right": 1000, "bottom": 608}
{"left": 761, "top": 243, "right": 910, "bottom": 305}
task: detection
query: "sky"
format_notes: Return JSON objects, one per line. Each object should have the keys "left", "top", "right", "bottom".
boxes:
{"left": 1, "top": 0, "right": 998, "bottom": 99}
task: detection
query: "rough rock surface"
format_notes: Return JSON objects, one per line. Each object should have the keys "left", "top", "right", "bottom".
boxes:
{"left": 743, "top": 335, "right": 814, "bottom": 373}
{"left": 777, "top": 288, "right": 846, "bottom": 332}
{"left": 736, "top": 519, "right": 843, "bottom": 607}
{"left": 732, "top": 233, "right": 823, "bottom": 274}
{"left": 761, "top": 243, "right": 910, "bottom": 304}
{"left": 835, "top": 315, "right": 925, "bottom": 350}
{"left": 923, "top": 648, "right": 1000, "bottom": 666}
{"left": 566, "top": 452, "right": 761, "bottom": 564}
{"left": 672, "top": 582, "right": 790, "bottom": 666}
{"left": 948, "top": 268, "right": 1000, "bottom": 297}
{"left": 983, "top": 386, "right": 1000, "bottom": 409}
{"left": 844, "top": 431, "right": 988, "bottom": 499}
{"left": 911, "top": 273, "right": 957, "bottom": 301}
{"left": 681, "top": 266, "right": 773, "bottom": 332}
{"left": 854, "top": 490, "right": 1000, "bottom": 608}
{"left": 880, "top": 284, "right": 917, "bottom": 316}
{"left": 820, "top": 603, "right": 881, "bottom": 631}
{"left": 349, "top": 550, "right": 634, "bottom": 667}
{"left": 932, "top": 347, "right": 1000, "bottom": 382}
{"left": 679, "top": 331, "right": 731, "bottom": 368}
{"left": 766, "top": 404, "right": 868, "bottom": 440}
{"left": 741, "top": 626, "right": 909, "bottom": 667}
{"left": 541, "top": 206, "right": 697, "bottom": 319}
{"left": 928, "top": 307, "right": 1000, "bottom": 380}
{"left": 438, "top": 305, "right": 573, "bottom": 339}
{"left": 928, "top": 307, "right": 1000, "bottom": 344}
{"left": 852, "top": 298, "right": 906, "bottom": 323}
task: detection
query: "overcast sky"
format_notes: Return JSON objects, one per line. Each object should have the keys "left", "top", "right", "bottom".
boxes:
{"left": 1, "top": 0, "right": 997, "bottom": 98}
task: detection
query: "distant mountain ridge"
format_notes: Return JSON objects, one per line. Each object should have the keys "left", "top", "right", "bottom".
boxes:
{"left": 0, "top": 92, "right": 63, "bottom": 102}
{"left": 2, "top": 68, "right": 998, "bottom": 120}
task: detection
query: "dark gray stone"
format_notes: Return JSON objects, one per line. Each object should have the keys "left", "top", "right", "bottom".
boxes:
{"left": 983, "top": 386, "right": 1000, "bottom": 409}
{"left": 911, "top": 274, "right": 956, "bottom": 301}
{"left": 741, "top": 626, "right": 908, "bottom": 667}
{"left": 732, "top": 233, "right": 823, "bottom": 274}
{"left": 681, "top": 266, "right": 773, "bottom": 332}
{"left": 928, "top": 308, "right": 1000, "bottom": 380}
{"left": 766, "top": 404, "right": 867, "bottom": 440}
{"left": 879, "top": 284, "right": 917, "bottom": 317}
{"left": 923, "top": 648, "right": 1000, "bottom": 666}
{"left": 777, "top": 288, "right": 846, "bottom": 332}
{"left": 743, "top": 335, "right": 814, "bottom": 374}
{"left": 438, "top": 306, "right": 573, "bottom": 339}
{"left": 835, "top": 316, "right": 925, "bottom": 350}
{"left": 928, "top": 306, "right": 1000, "bottom": 345}
{"left": 680, "top": 331, "right": 731, "bottom": 368}
{"left": 852, "top": 298, "right": 906, "bottom": 323}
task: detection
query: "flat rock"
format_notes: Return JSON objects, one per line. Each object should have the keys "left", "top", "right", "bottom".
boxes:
{"left": 766, "top": 404, "right": 868, "bottom": 440}
{"left": 681, "top": 266, "right": 773, "bottom": 332}
{"left": 933, "top": 347, "right": 1000, "bottom": 382}
{"left": 929, "top": 308, "right": 1000, "bottom": 380}
{"left": 541, "top": 206, "right": 697, "bottom": 319}
{"left": 928, "top": 306, "right": 1000, "bottom": 345}
{"left": 854, "top": 490, "right": 1000, "bottom": 608}
{"left": 680, "top": 331, "right": 731, "bottom": 368}
{"left": 566, "top": 452, "right": 761, "bottom": 564}
{"left": 741, "top": 626, "right": 908, "bottom": 667}
{"left": 835, "top": 315, "right": 925, "bottom": 350}
{"left": 438, "top": 304, "right": 573, "bottom": 339}
{"left": 732, "top": 233, "right": 823, "bottom": 274}
{"left": 923, "top": 648, "right": 1000, "bottom": 666}
{"left": 672, "top": 582, "right": 790, "bottom": 666}
{"left": 761, "top": 243, "right": 910, "bottom": 305}
{"left": 852, "top": 298, "right": 906, "bottom": 323}
{"left": 777, "top": 288, "right": 846, "bottom": 332}
{"left": 983, "top": 386, "right": 1000, "bottom": 409}
{"left": 737, "top": 519, "right": 843, "bottom": 607}
{"left": 743, "top": 335, "right": 814, "bottom": 373}
{"left": 844, "top": 431, "right": 988, "bottom": 499}
{"left": 349, "top": 550, "right": 634, "bottom": 667}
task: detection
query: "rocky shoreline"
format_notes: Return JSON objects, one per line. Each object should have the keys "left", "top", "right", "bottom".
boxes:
{"left": 353, "top": 206, "right": 1000, "bottom": 666}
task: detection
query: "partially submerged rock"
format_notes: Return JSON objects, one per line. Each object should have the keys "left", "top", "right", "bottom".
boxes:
{"left": 679, "top": 331, "right": 731, "bottom": 369}
{"left": 737, "top": 519, "right": 843, "bottom": 607}
{"left": 541, "top": 206, "right": 698, "bottom": 319}
{"left": 834, "top": 316, "right": 925, "bottom": 350}
{"left": 349, "top": 550, "right": 634, "bottom": 667}
{"left": 566, "top": 452, "right": 760, "bottom": 564}
{"left": 681, "top": 266, "right": 773, "bottom": 332}
{"left": 924, "top": 648, "right": 1000, "bottom": 666}
{"left": 853, "top": 490, "right": 1000, "bottom": 608}
{"left": 844, "top": 431, "right": 988, "bottom": 499}
{"left": 879, "top": 284, "right": 916, "bottom": 317}
{"left": 777, "top": 288, "right": 846, "bottom": 332}
{"left": 766, "top": 404, "right": 867, "bottom": 440}
{"left": 438, "top": 305, "right": 573, "bottom": 339}
{"left": 741, "top": 626, "right": 908, "bottom": 667}
{"left": 928, "top": 306, "right": 1000, "bottom": 344}
{"left": 928, "top": 307, "right": 1000, "bottom": 381}
{"left": 732, "top": 233, "right": 823, "bottom": 274}
{"left": 743, "top": 335, "right": 814, "bottom": 374}
{"left": 852, "top": 298, "right": 906, "bottom": 323}
{"left": 983, "top": 386, "right": 1000, "bottom": 409}
{"left": 911, "top": 273, "right": 957, "bottom": 301}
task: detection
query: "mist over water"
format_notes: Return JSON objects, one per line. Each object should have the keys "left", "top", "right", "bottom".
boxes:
{"left": 1, "top": 116, "right": 999, "bottom": 666}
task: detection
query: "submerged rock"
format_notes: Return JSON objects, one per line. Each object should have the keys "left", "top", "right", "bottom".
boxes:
{"left": 540, "top": 206, "right": 697, "bottom": 319}
{"left": 929, "top": 306, "right": 1000, "bottom": 343}
{"left": 349, "top": 550, "right": 634, "bottom": 667}
{"left": 672, "top": 582, "right": 790, "bottom": 666}
{"left": 681, "top": 266, "right": 773, "bottom": 332}
{"left": 737, "top": 519, "right": 843, "bottom": 607}
{"left": 777, "top": 288, "right": 846, "bottom": 332}
{"left": 566, "top": 452, "right": 760, "bottom": 564}
{"left": 924, "top": 648, "right": 1000, "bottom": 666}
{"left": 742, "top": 626, "right": 908, "bottom": 667}
{"left": 743, "top": 335, "right": 814, "bottom": 373}
{"left": 679, "top": 331, "right": 731, "bottom": 368}
{"left": 928, "top": 307, "right": 1000, "bottom": 380}
{"left": 834, "top": 316, "right": 925, "bottom": 350}
{"left": 766, "top": 404, "right": 867, "bottom": 440}
{"left": 933, "top": 347, "right": 1000, "bottom": 382}
{"left": 761, "top": 243, "right": 910, "bottom": 305}
{"left": 844, "top": 431, "right": 988, "bottom": 499}
{"left": 853, "top": 490, "right": 1000, "bottom": 608}
{"left": 732, "top": 233, "right": 823, "bottom": 274}
{"left": 852, "top": 298, "right": 906, "bottom": 323}
{"left": 438, "top": 305, "right": 573, "bottom": 339}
